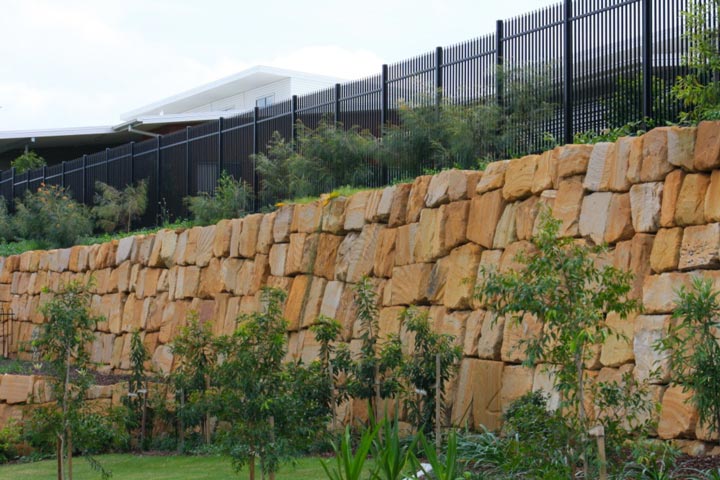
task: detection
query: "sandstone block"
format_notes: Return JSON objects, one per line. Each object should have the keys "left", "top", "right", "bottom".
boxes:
{"left": 499, "top": 240, "right": 536, "bottom": 274}
{"left": 236, "top": 213, "right": 262, "bottom": 258}
{"left": 503, "top": 155, "right": 538, "bottom": 201}
{"left": 321, "top": 196, "right": 347, "bottom": 234}
{"left": 584, "top": 142, "right": 614, "bottom": 191}
{"left": 391, "top": 263, "right": 433, "bottom": 306}
{"left": 301, "top": 277, "right": 327, "bottom": 328}
{"left": 477, "top": 312, "right": 505, "bottom": 360}
{"left": 284, "top": 275, "right": 311, "bottom": 331}
{"left": 374, "top": 185, "right": 395, "bottom": 222}
{"left": 174, "top": 266, "right": 200, "bottom": 300}
{"left": 634, "top": 314, "right": 672, "bottom": 383}
{"left": 492, "top": 202, "right": 518, "bottom": 249}
{"left": 640, "top": 127, "right": 673, "bottom": 182}
{"left": 425, "top": 169, "right": 467, "bottom": 207}
{"left": 659, "top": 169, "right": 685, "bottom": 227}
{"left": 705, "top": 170, "right": 720, "bottom": 222}
{"left": 0, "top": 375, "right": 34, "bottom": 404}
{"left": 344, "top": 224, "right": 383, "bottom": 283}
{"left": 268, "top": 243, "right": 288, "bottom": 277}
{"left": 273, "top": 205, "right": 295, "bottom": 243}
{"left": 501, "top": 312, "right": 542, "bottom": 364}
{"left": 557, "top": 144, "right": 593, "bottom": 178}
{"left": 514, "top": 196, "right": 541, "bottom": 241}
{"left": 694, "top": 121, "right": 720, "bottom": 171}
{"left": 291, "top": 203, "right": 322, "bottom": 234}
{"left": 343, "top": 191, "right": 370, "bottom": 231}
{"left": 643, "top": 271, "right": 697, "bottom": 314}
{"left": 444, "top": 243, "right": 482, "bottom": 310}
{"left": 500, "top": 365, "right": 534, "bottom": 412}
{"left": 600, "top": 311, "right": 636, "bottom": 367}
{"left": 377, "top": 306, "right": 404, "bottom": 341}
{"left": 115, "top": 236, "right": 134, "bottom": 265}
{"left": 314, "top": 234, "right": 343, "bottom": 280}
{"left": 605, "top": 193, "right": 635, "bottom": 244}
{"left": 363, "top": 190, "right": 383, "bottom": 223}
{"left": 212, "top": 219, "right": 232, "bottom": 257}
{"left": 394, "top": 223, "right": 418, "bottom": 266}
{"left": 613, "top": 233, "right": 655, "bottom": 299}
{"left": 650, "top": 228, "right": 683, "bottom": 273}
{"left": 414, "top": 208, "right": 442, "bottom": 262}
{"left": 439, "top": 200, "right": 470, "bottom": 251}
{"left": 319, "top": 280, "right": 344, "bottom": 320}
{"left": 463, "top": 310, "right": 485, "bottom": 357}
{"left": 452, "top": 359, "right": 503, "bottom": 431}
{"left": 680, "top": 223, "right": 720, "bottom": 270}
{"left": 603, "top": 137, "right": 634, "bottom": 191}
{"left": 658, "top": 386, "right": 698, "bottom": 439}
{"left": 532, "top": 148, "right": 558, "bottom": 193}
{"left": 406, "top": 176, "right": 432, "bottom": 223}
{"left": 553, "top": 176, "right": 585, "bottom": 237}
{"left": 629, "top": 182, "right": 663, "bottom": 233}
{"left": 194, "top": 225, "right": 216, "bottom": 267}
{"left": 374, "top": 228, "right": 397, "bottom": 278}
{"left": 467, "top": 190, "right": 506, "bottom": 248}
{"left": 388, "top": 183, "right": 411, "bottom": 227}
{"left": 285, "top": 233, "right": 309, "bottom": 276}
{"left": 667, "top": 126, "right": 697, "bottom": 170}
{"left": 425, "top": 256, "right": 449, "bottom": 304}
{"left": 532, "top": 365, "right": 561, "bottom": 411}
{"left": 151, "top": 345, "right": 174, "bottom": 375}
{"left": 476, "top": 160, "right": 508, "bottom": 193}
{"left": 579, "top": 192, "right": 613, "bottom": 245}
{"left": 257, "top": 213, "right": 275, "bottom": 254}
{"left": 675, "top": 174, "right": 710, "bottom": 226}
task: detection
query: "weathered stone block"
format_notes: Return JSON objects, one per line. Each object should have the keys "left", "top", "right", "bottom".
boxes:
{"left": 640, "top": 127, "right": 673, "bottom": 182}
{"left": 477, "top": 311, "right": 504, "bottom": 360}
{"left": 257, "top": 213, "right": 275, "bottom": 254}
{"left": 658, "top": 386, "right": 698, "bottom": 439}
{"left": 605, "top": 193, "right": 635, "bottom": 244}
{"left": 406, "top": 175, "right": 432, "bottom": 223}
{"left": 151, "top": 345, "right": 174, "bottom": 375}
{"left": 374, "top": 228, "right": 397, "bottom": 279}
{"left": 650, "top": 227, "right": 683, "bottom": 273}
{"left": 503, "top": 155, "right": 538, "bottom": 201}
{"left": 675, "top": 173, "right": 710, "bottom": 226}
{"left": 388, "top": 183, "right": 411, "bottom": 228}
{"left": 600, "top": 311, "right": 636, "bottom": 367}
{"left": 667, "top": 126, "right": 697, "bottom": 170}
{"left": 212, "top": 219, "right": 232, "bottom": 258}
{"left": 463, "top": 310, "right": 484, "bottom": 357}
{"left": 343, "top": 191, "right": 370, "bottom": 231}
{"left": 314, "top": 234, "right": 343, "bottom": 280}
{"left": 0, "top": 374, "right": 34, "bottom": 404}
{"left": 553, "top": 176, "right": 585, "bottom": 237}
{"left": 476, "top": 160, "right": 508, "bottom": 194}
{"left": 291, "top": 202, "right": 322, "bottom": 234}
{"left": 444, "top": 243, "right": 482, "bottom": 310}
{"left": 579, "top": 192, "right": 613, "bottom": 245}
{"left": 557, "top": 144, "right": 593, "bottom": 178}
{"left": 500, "top": 365, "right": 534, "bottom": 412}
{"left": 284, "top": 275, "right": 311, "bottom": 331}
{"left": 693, "top": 121, "right": 720, "bottom": 171}
{"left": 268, "top": 243, "right": 288, "bottom": 277}
{"left": 273, "top": 205, "right": 295, "bottom": 243}
{"left": 659, "top": 169, "right": 685, "bottom": 228}
{"left": 467, "top": 189, "right": 506, "bottom": 248}
{"left": 492, "top": 202, "right": 518, "bottom": 249}
{"left": 705, "top": 170, "right": 720, "bottom": 223}
{"left": 584, "top": 142, "right": 614, "bottom": 191}
{"left": 391, "top": 263, "right": 433, "bottom": 306}
{"left": 439, "top": 200, "right": 470, "bottom": 252}
{"left": 452, "top": 359, "right": 504, "bottom": 431}
{"left": 394, "top": 223, "right": 418, "bottom": 267}
{"left": 680, "top": 223, "right": 720, "bottom": 270}
{"left": 532, "top": 148, "right": 558, "bottom": 193}
{"left": 603, "top": 137, "right": 634, "bottom": 192}
{"left": 634, "top": 314, "right": 672, "bottom": 383}
{"left": 629, "top": 182, "right": 663, "bottom": 233}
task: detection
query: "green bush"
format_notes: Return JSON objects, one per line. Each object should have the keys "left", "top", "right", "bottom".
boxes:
{"left": 11, "top": 151, "right": 46, "bottom": 174}
{"left": 254, "top": 121, "right": 377, "bottom": 207}
{"left": 0, "top": 197, "right": 15, "bottom": 242}
{"left": 184, "top": 171, "right": 253, "bottom": 225}
{"left": 92, "top": 180, "right": 148, "bottom": 233}
{"left": 13, "top": 184, "right": 92, "bottom": 248}
{"left": 0, "top": 421, "right": 23, "bottom": 463}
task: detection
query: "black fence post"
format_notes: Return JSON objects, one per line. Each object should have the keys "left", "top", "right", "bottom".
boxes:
{"left": 334, "top": 83, "right": 341, "bottom": 126}
{"left": 185, "top": 127, "right": 191, "bottom": 197}
{"left": 563, "top": 0, "right": 574, "bottom": 145}
{"left": 253, "top": 106, "right": 260, "bottom": 211}
{"left": 496, "top": 20, "right": 504, "bottom": 107}
{"left": 129, "top": 141, "right": 135, "bottom": 184}
{"left": 61, "top": 162, "right": 65, "bottom": 189}
{"left": 291, "top": 95, "right": 298, "bottom": 144}
{"left": 82, "top": 154, "right": 87, "bottom": 204}
{"left": 435, "top": 46, "right": 443, "bottom": 108}
{"left": 105, "top": 147, "right": 110, "bottom": 184}
{"left": 642, "top": 0, "right": 653, "bottom": 122}
{"left": 381, "top": 64, "right": 389, "bottom": 185}
{"left": 155, "top": 138, "right": 161, "bottom": 220}
{"left": 217, "top": 118, "right": 223, "bottom": 180}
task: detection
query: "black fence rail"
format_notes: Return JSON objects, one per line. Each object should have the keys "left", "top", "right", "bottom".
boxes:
{"left": 0, "top": 0, "right": 708, "bottom": 223}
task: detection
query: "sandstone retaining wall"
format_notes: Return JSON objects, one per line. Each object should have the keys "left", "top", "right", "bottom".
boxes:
{"left": 3, "top": 122, "right": 720, "bottom": 451}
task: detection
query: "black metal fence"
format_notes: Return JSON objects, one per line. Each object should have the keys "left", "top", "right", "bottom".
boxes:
{"left": 0, "top": 0, "right": 708, "bottom": 223}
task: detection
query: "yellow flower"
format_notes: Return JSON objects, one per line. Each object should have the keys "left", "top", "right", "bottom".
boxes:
{"left": 275, "top": 202, "right": 285, "bottom": 208}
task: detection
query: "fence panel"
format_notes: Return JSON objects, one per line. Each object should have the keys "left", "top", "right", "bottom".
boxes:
{"left": 159, "top": 130, "right": 189, "bottom": 221}
{"left": 133, "top": 138, "right": 160, "bottom": 225}
{"left": 188, "top": 121, "right": 220, "bottom": 196}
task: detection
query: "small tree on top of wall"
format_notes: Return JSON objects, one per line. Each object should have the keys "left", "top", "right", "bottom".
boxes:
{"left": 475, "top": 211, "right": 640, "bottom": 477}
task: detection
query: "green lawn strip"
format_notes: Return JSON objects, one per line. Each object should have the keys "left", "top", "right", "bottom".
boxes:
{"left": 0, "top": 454, "right": 367, "bottom": 480}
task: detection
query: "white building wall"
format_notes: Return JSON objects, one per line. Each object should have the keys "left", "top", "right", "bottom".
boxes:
{"left": 181, "top": 79, "right": 293, "bottom": 114}
{"left": 291, "top": 77, "right": 339, "bottom": 96}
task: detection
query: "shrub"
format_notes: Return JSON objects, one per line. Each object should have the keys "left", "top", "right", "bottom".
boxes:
{"left": 0, "top": 421, "right": 23, "bottom": 464}
{"left": 184, "top": 171, "right": 252, "bottom": 225}
{"left": 11, "top": 151, "right": 46, "bottom": 174}
{"left": 254, "top": 121, "right": 377, "bottom": 207}
{"left": 92, "top": 180, "right": 148, "bottom": 233}
{"left": 673, "top": 0, "right": 720, "bottom": 122}
{"left": 0, "top": 198, "right": 15, "bottom": 242}
{"left": 13, "top": 184, "right": 92, "bottom": 248}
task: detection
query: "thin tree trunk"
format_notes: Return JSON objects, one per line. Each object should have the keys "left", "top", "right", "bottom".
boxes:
{"left": 67, "top": 429, "right": 73, "bottom": 480}
{"left": 57, "top": 436, "right": 63, "bottom": 480}
{"left": 249, "top": 455, "right": 255, "bottom": 480}
{"left": 141, "top": 380, "right": 148, "bottom": 451}
{"left": 576, "top": 350, "right": 588, "bottom": 480}
{"left": 178, "top": 390, "right": 185, "bottom": 453}
{"left": 269, "top": 416, "right": 276, "bottom": 480}
{"left": 435, "top": 353, "right": 441, "bottom": 449}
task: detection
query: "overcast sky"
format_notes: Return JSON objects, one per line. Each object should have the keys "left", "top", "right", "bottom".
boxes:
{"left": 0, "top": 0, "right": 559, "bottom": 131}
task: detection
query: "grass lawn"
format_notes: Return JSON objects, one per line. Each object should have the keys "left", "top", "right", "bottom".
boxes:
{"left": 0, "top": 454, "right": 338, "bottom": 479}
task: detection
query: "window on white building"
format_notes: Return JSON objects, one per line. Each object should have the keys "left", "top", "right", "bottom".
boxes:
{"left": 256, "top": 94, "right": 275, "bottom": 108}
